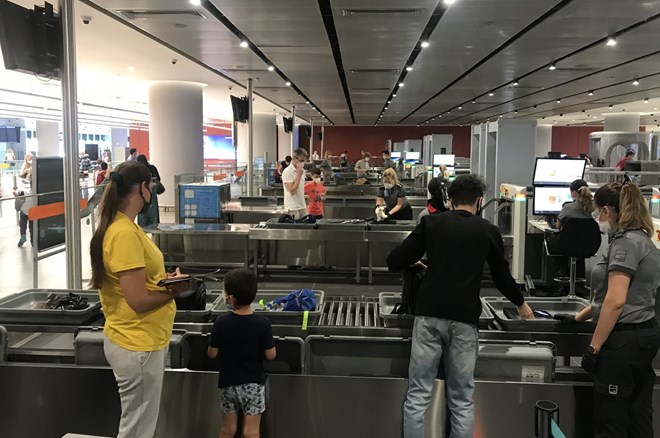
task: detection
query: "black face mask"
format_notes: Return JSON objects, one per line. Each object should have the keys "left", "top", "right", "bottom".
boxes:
{"left": 140, "top": 184, "right": 152, "bottom": 215}
{"left": 476, "top": 198, "right": 483, "bottom": 217}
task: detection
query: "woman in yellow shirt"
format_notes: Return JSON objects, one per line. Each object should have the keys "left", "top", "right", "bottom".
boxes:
{"left": 89, "top": 161, "right": 190, "bottom": 438}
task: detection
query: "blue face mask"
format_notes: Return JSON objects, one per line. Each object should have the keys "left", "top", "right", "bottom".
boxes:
{"left": 224, "top": 294, "right": 234, "bottom": 311}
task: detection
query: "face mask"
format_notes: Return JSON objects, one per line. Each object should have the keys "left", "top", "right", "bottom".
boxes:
{"left": 365, "top": 158, "right": 370, "bottom": 162}
{"left": 476, "top": 198, "right": 483, "bottom": 216}
{"left": 382, "top": 156, "right": 388, "bottom": 161}
{"left": 383, "top": 183, "right": 394, "bottom": 190}
{"left": 139, "top": 183, "right": 152, "bottom": 215}
{"left": 593, "top": 207, "right": 614, "bottom": 234}
{"left": 313, "top": 178, "right": 321, "bottom": 183}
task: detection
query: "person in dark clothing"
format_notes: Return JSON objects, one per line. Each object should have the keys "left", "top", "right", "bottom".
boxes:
{"left": 377, "top": 168, "right": 413, "bottom": 220}
{"left": 417, "top": 177, "right": 450, "bottom": 223}
{"left": 136, "top": 155, "right": 162, "bottom": 227}
{"left": 208, "top": 269, "right": 276, "bottom": 438}
{"left": 387, "top": 174, "right": 534, "bottom": 438}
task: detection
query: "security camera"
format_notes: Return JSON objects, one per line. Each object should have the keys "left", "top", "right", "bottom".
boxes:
{"left": 81, "top": 16, "right": 92, "bottom": 25}
{"left": 228, "top": 85, "right": 233, "bottom": 91}
{"left": 170, "top": 58, "right": 178, "bottom": 65}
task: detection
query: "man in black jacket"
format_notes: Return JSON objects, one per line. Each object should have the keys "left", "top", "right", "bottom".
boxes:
{"left": 387, "top": 174, "right": 534, "bottom": 438}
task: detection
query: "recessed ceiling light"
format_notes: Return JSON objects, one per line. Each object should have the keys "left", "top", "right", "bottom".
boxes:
{"left": 312, "top": 106, "right": 315, "bottom": 110}
{"left": 644, "top": 98, "right": 649, "bottom": 103}
{"left": 471, "top": 100, "right": 476, "bottom": 104}
{"left": 514, "top": 110, "right": 518, "bottom": 114}
{"left": 420, "top": 41, "right": 429, "bottom": 48}
{"left": 189, "top": 0, "right": 201, "bottom": 5}
{"left": 488, "top": 92, "right": 494, "bottom": 97}
{"left": 406, "top": 66, "right": 413, "bottom": 72}
{"left": 588, "top": 90, "right": 594, "bottom": 96}
{"left": 458, "top": 106, "right": 462, "bottom": 110}
{"left": 556, "top": 99, "right": 561, "bottom": 103}
{"left": 548, "top": 63, "right": 556, "bottom": 71}
{"left": 444, "top": 0, "right": 456, "bottom": 4}
{"left": 267, "top": 65, "right": 275, "bottom": 72}
{"left": 606, "top": 37, "right": 617, "bottom": 47}
{"left": 305, "top": 101, "right": 309, "bottom": 104}
{"left": 609, "top": 105, "right": 613, "bottom": 109}
{"left": 593, "top": 116, "right": 597, "bottom": 119}
{"left": 387, "top": 100, "right": 391, "bottom": 104}
{"left": 393, "top": 94, "right": 397, "bottom": 97}
{"left": 632, "top": 79, "right": 640, "bottom": 86}
{"left": 285, "top": 81, "right": 291, "bottom": 86}
{"left": 513, "top": 80, "right": 519, "bottom": 86}
{"left": 240, "top": 41, "right": 249, "bottom": 48}
{"left": 399, "top": 82, "right": 405, "bottom": 87}
{"left": 533, "top": 105, "right": 537, "bottom": 109}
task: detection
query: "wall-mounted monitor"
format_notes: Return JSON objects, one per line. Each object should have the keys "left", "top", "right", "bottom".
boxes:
{"left": 433, "top": 154, "right": 455, "bottom": 166}
{"left": 405, "top": 151, "right": 420, "bottom": 161}
{"left": 203, "top": 135, "right": 235, "bottom": 160}
{"left": 533, "top": 158, "right": 586, "bottom": 186}
{"left": 390, "top": 151, "right": 401, "bottom": 159}
{"left": 533, "top": 186, "right": 572, "bottom": 216}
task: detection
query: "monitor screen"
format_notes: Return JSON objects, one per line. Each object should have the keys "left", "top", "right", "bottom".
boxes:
{"left": 533, "top": 158, "right": 586, "bottom": 186}
{"left": 533, "top": 186, "right": 572, "bottom": 215}
{"left": 433, "top": 154, "right": 455, "bottom": 166}
{"left": 406, "top": 151, "right": 420, "bottom": 161}
{"left": 390, "top": 152, "right": 401, "bottom": 159}
{"left": 203, "top": 135, "right": 235, "bottom": 160}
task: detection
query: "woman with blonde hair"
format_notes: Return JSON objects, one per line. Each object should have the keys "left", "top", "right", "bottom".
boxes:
{"left": 557, "top": 179, "right": 594, "bottom": 229}
{"left": 376, "top": 168, "right": 413, "bottom": 220}
{"left": 567, "top": 181, "right": 659, "bottom": 437}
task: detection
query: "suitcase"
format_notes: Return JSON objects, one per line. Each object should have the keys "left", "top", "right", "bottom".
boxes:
{"left": 74, "top": 327, "right": 190, "bottom": 369}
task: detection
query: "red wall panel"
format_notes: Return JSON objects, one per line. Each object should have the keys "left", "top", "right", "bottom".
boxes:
{"left": 128, "top": 128, "right": 150, "bottom": 160}
{"left": 307, "top": 125, "right": 471, "bottom": 159}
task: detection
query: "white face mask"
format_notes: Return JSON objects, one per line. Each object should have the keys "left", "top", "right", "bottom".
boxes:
{"left": 364, "top": 158, "right": 370, "bottom": 162}
{"left": 593, "top": 207, "right": 614, "bottom": 234}
{"left": 383, "top": 183, "right": 394, "bottom": 190}
{"left": 224, "top": 294, "right": 234, "bottom": 311}
{"left": 313, "top": 177, "right": 321, "bottom": 183}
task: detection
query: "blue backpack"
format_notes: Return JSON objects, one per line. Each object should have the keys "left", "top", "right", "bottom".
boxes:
{"left": 268, "top": 289, "right": 317, "bottom": 311}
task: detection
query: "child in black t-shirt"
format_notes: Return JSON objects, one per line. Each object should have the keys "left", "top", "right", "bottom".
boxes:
{"left": 208, "top": 269, "right": 276, "bottom": 438}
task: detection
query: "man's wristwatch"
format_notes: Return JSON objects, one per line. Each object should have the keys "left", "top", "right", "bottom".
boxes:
{"left": 587, "top": 344, "right": 600, "bottom": 355}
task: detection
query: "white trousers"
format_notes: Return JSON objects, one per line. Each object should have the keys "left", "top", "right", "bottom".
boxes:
{"left": 103, "top": 337, "right": 167, "bottom": 438}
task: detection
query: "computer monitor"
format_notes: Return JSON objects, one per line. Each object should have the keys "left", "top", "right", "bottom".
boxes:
{"left": 405, "top": 151, "right": 420, "bottom": 161}
{"left": 433, "top": 154, "right": 455, "bottom": 166}
{"left": 533, "top": 186, "right": 573, "bottom": 215}
{"left": 533, "top": 158, "right": 586, "bottom": 186}
{"left": 390, "top": 151, "right": 401, "bottom": 160}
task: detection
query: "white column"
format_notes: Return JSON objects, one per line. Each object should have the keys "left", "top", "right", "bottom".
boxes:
{"left": 149, "top": 81, "right": 204, "bottom": 206}
{"left": 36, "top": 120, "right": 60, "bottom": 156}
{"left": 604, "top": 113, "right": 640, "bottom": 132}
{"left": 535, "top": 125, "right": 552, "bottom": 157}
{"left": 237, "top": 113, "right": 277, "bottom": 163}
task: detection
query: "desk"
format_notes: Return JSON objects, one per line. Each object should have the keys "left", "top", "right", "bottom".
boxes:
{"left": 529, "top": 219, "right": 559, "bottom": 234}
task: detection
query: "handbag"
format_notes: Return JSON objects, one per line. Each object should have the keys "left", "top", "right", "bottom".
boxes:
{"left": 155, "top": 179, "right": 166, "bottom": 195}
{"left": 174, "top": 278, "right": 206, "bottom": 311}
{"left": 399, "top": 266, "right": 426, "bottom": 314}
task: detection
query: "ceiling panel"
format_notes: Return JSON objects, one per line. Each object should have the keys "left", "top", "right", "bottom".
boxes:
{"left": 392, "top": 0, "right": 660, "bottom": 125}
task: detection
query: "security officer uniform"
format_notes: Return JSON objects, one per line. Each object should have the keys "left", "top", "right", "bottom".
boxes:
{"left": 589, "top": 229, "right": 660, "bottom": 437}
{"left": 377, "top": 182, "right": 413, "bottom": 220}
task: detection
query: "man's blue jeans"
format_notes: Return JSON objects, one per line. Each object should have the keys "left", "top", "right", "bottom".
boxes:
{"left": 403, "top": 316, "right": 479, "bottom": 438}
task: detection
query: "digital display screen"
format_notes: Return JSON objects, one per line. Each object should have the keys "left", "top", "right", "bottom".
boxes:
{"left": 533, "top": 158, "right": 586, "bottom": 186}
{"left": 533, "top": 186, "right": 572, "bottom": 215}
{"left": 390, "top": 152, "right": 401, "bottom": 159}
{"left": 203, "top": 135, "right": 235, "bottom": 160}
{"left": 34, "top": 157, "right": 65, "bottom": 251}
{"left": 405, "top": 151, "right": 420, "bottom": 161}
{"left": 433, "top": 154, "right": 455, "bottom": 166}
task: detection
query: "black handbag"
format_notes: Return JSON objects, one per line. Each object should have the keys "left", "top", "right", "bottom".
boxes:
{"left": 399, "top": 266, "right": 426, "bottom": 315}
{"left": 174, "top": 278, "right": 206, "bottom": 311}
{"left": 155, "top": 179, "right": 166, "bottom": 195}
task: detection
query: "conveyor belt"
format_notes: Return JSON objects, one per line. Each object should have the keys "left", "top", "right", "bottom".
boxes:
{"left": 318, "top": 296, "right": 381, "bottom": 327}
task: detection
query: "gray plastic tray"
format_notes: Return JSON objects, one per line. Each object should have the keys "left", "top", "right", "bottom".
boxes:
{"left": 174, "top": 293, "right": 221, "bottom": 323}
{"left": 0, "top": 289, "right": 101, "bottom": 325}
{"left": 211, "top": 290, "right": 324, "bottom": 326}
{"left": 378, "top": 292, "right": 495, "bottom": 329}
{"left": 483, "top": 296, "right": 591, "bottom": 331}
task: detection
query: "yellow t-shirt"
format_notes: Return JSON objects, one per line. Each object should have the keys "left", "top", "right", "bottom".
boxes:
{"left": 99, "top": 211, "right": 175, "bottom": 351}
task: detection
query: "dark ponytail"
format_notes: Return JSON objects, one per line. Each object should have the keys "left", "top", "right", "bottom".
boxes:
{"left": 89, "top": 161, "right": 151, "bottom": 289}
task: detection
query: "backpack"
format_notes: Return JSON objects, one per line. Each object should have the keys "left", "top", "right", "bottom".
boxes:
{"left": 266, "top": 289, "right": 317, "bottom": 311}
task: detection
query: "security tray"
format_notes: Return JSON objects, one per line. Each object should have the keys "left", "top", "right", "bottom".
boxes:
{"left": 0, "top": 289, "right": 101, "bottom": 325}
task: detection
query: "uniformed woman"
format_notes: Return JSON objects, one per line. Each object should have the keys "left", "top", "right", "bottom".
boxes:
{"left": 376, "top": 168, "right": 413, "bottom": 220}
{"left": 571, "top": 181, "right": 660, "bottom": 437}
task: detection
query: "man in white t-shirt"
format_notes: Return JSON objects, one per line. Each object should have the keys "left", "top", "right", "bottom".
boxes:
{"left": 282, "top": 148, "right": 309, "bottom": 218}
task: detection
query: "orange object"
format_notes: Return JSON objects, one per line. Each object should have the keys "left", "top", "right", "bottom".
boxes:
{"left": 213, "top": 173, "right": 227, "bottom": 181}
{"left": 28, "top": 199, "right": 88, "bottom": 221}
{"left": 235, "top": 170, "right": 245, "bottom": 178}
